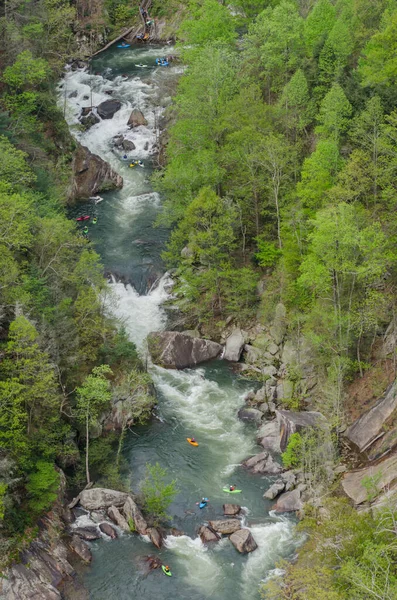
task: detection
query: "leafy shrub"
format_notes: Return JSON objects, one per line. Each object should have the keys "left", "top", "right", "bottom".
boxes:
{"left": 281, "top": 432, "right": 302, "bottom": 468}
{"left": 26, "top": 461, "right": 60, "bottom": 515}
{"left": 141, "top": 463, "right": 177, "bottom": 521}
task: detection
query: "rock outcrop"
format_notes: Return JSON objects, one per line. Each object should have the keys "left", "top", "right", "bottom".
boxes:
{"left": 74, "top": 526, "right": 101, "bottom": 541}
{"left": 263, "top": 480, "right": 285, "bottom": 500}
{"left": 345, "top": 380, "right": 397, "bottom": 453}
{"left": 99, "top": 522, "right": 118, "bottom": 538}
{"left": 274, "top": 489, "right": 303, "bottom": 512}
{"left": 71, "top": 144, "right": 123, "bottom": 201}
{"left": 223, "top": 504, "right": 241, "bottom": 516}
{"left": 342, "top": 453, "right": 397, "bottom": 505}
{"left": 148, "top": 331, "right": 223, "bottom": 369}
{"left": 208, "top": 519, "right": 241, "bottom": 534}
{"left": 79, "top": 488, "right": 128, "bottom": 510}
{"left": 229, "top": 529, "right": 258, "bottom": 553}
{"left": 97, "top": 99, "right": 121, "bottom": 119}
{"left": 238, "top": 406, "right": 263, "bottom": 425}
{"left": 199, "top": 525, "right": 220, "bottom": 543}
{"left": 147, "top": 527, "right": 163, "bottom": 549}
{"left": 256, "top": 420, "right": 281, "bottom": 453}
{"left": 70, "top": 535, "right": 92, "bottom": 562}
{"left": 108, "top": 505, "right": 130, "bottom": 532}
{"left": 128, "top": 108, "right": 148, "bottom": 128}
{"left": 276, "top": 409, "right": 328, "bottom": 451}
{"left": 123, "top": 496, "right": 148, "bottom": 535}
{"left": 224, "top": 329, "right": 245, "bottom": 361}
{"left": 243, "top": 451, "right": 283, "bottom": 475}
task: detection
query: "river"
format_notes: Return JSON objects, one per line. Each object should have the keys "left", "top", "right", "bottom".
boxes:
{"left": 60, "top": 43, "right": 299, "bottom": 600}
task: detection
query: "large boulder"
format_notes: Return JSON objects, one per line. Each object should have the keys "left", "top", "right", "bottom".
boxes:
{"left": 79, "top": 110, "right": 100, "bottom": 128}
{"left": 108, "top": 505, "right": 130, "bottom": 532}
{"left": 128, "top": 108, "right": 148, "bottom": 128}
{"left": 345, "top": 380, "right": 397, "bottom": 453}
{"left": 99, "top": 522, "right": 118, "bottom": 539}
{"left": 257, "top": 420, "right": 281, "bottom": 453}
{"left": 73, "top": 526, "right": 101, "bottom": 541}
{"left": 230, "top": 529, "right": 258, "bottom": 553}
{"left": 147, "top": 331, "right": 223, "bottom": 369}
{"left": 123, "top": 496, "right": 148, "bottom": 535}
{"left": 243, "top": 452, "right": 283, "bottom": 475}
{"left": 274, "top": 489, "right": 303, "bottom": 512}
{"left": 70, "top": 535, "right": 92, "bottom": 562}
{"left": 223, "top": 504, "right": 241, "bottom": 516}
{"left": 79, "top": 488, "right": 128, "bottom": 510}
{"left": 97, "top": 99, "right": 122, "bottom": 119}
{"left": 224, "top": 329, "right": 245, "bottom": 362}
{"left": 147, "top": 527, "right": 163, "bottom": 549}
{"left": 208, "top": 519, "right": 241, "bottom": 535}
{"left": 238, "top": 407, "right": 263, "bottom": 425}
{"left": 342, "top": 453, "right": 397, "bottom": 505}
{"left": 276, "top": 410, "right": 329, "bottom": 452}
{"left": 198, "top": 525, "right": 220, "bottom": 543}
{"left": 269, "top": 303, "right": 287, "bottom": 345}
{"left": 71, "top": 144, "right": 123, "bottom": 201}
{"left": 263, "top": 480, "right": 285, "bottom": 500}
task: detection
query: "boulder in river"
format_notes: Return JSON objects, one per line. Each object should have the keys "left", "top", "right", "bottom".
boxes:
{"left": 108, "top": 505, "right": 130, "bottom": 532}
{"left": 128, "top": 108, "right": 148, "bottom": 128}
{"left": 97, "top": 99, "right": 122, "bottom": 119}
{"left": 147, "top": 527, "right": 163, "bottom": 549}
{"left": 147, "top": 331, "right": 223, "bottom": 369}
{"left": 123, "top": 496, "right": 148, "bottom": 535}
{"left": 79, "top": 488, "right": 128, "bottom": 510}
{"left": 223, "top": 504, "right": 241, "bottom": 516}
{"left": 99, "top": 522, "right": 118, "bottom": 538}
{"left": 70, "top": 535, "right": 92, "bottom": 562}
{"left": 122, "top": 139, "right": 136, "bottom": 151}
{"left": 274, "top": 489, "right": 303, "bottom": 512}
{"left": 208, "top": 519, "right": 241, "bottom": 535}
{"left": 238, "top": 407, "right": 263, "bottom": 425}
{"left": 276, "top": 409, "right": 329, "bottom": 452}
{"left": 345, "top": 380, "right": 397, "bottom": 453}
{"left": 199, "top": 525, "right": 220, "bottom": 543}
{"left": 243, "top": 451, "right": 283, "bottom": 475}
{"left": 71, "top": 144, "right": 123, "bottom": 201}
{"left": 73, "top": 526, "right": 101, "bottom": 541}
{"left": 263, "top": 480, "right": 285, "bottom": 500}
{"left": 224, "top": 329, "right": 245, "bottom": 361}
{"left": 230, "top": 529, "right": 258, "bottom": 553}
{"left": 80, "top": 111, "right": 100, "bottom": 129}
{"left": 256, "top": 420, "right": 281, "bottom": 453}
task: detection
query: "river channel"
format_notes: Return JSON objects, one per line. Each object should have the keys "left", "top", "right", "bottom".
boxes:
{"left": 60, "top": 43, "right": 299, "bottom": 600}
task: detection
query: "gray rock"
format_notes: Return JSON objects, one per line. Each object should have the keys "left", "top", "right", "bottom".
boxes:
{"left": 244, "top": 344, "right": 263, "bottom": 364}
{"left": 147, "top": 527, "right": 162, "bottom": 549}
{"left": 113, "top": 135, "right": 124, "bottom": 146}
{"left": 262, "top": 365, "right": 277, "bottom": 378}
{"left": 345, "top": 380, "right": 397, "bottom": 452}
{"left": 74, "top": 526, "right": 101, "bottom": 541}
{"left": 99, "top": 522, "right": 118, "bottom": 538}
{"left": 123, "top": 496, "right": 148, "bottom": 535}
{"left": 208, "top": 519, "right": 241, "bottom": 534}
{"left": 269, "top": 302, "right": 287, "bottom": 345}
{"left": 108, "top": 505, "right": 130, "bottom": 532}
{"left": 342, "top": 453, "right": 397, "bottom": 505}
{"left": 199, "top": 525, "right": 220, "bottom": 543}
{"left": 263, "top": 480, "right": 285, "bottom": 500}
{"left": 147, "top": 331, "right": 223, "bottom": 369}
{"left": 276, "top": 379, "right": 294, "bottom": 402}
{"left": 70, "top": 535, "right": 92, "bottom": 562}
{"left": 79, "top": 111, "right": 100, "bottom": 128}
{"left": 128, "top": 108, "right": 148, "bottom": 128}
{"left": 256, "top": 420, "right": 281, "bottom": 453}
{"left": 68, "top": 90, "right": 78, "bottom": 98}
{"left": 79, "top": 488, "right": 128, "bottom": 510}
{"left": 274, "top": 489, "right": 303, "bottom": 512}
{"left": 281, "top": 470, "right": 296, "bottom": 491}
{"left": 223, "top": 503, "right": 241, "bottom": 516}
{"left": 224, "top": 329, "right": 245, "bottom": 362}
{"left": 243, "top": 452, "right": 283, "bottom": 475}
{"left": 267, "top": 342, "right": 279, "bottom": 355}
{"left": 97, "top": 99, "right": 122, "bottom": 119}
{"left": 71, "top": 144, "right": 123, "bottom": 200}
{"left": 229, "top": 529, "right": 258, "bottom": 553}
{"left": 238, "top": 407, "right": 263, "bottom": 425}
{"left": 122, "top": 139, "right": 136, "bottom": 151}
{"left": 259, "top": 402, "right": 271, "bottom": 416}
{"left": 276, "top": 409, "right": 329, "bottom": 452}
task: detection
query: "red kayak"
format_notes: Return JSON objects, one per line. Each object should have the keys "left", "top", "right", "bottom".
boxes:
{"left": 76, "top": 215, "right": 91, "bottom": 222}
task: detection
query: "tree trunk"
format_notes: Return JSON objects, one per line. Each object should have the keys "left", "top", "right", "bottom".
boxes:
{"left": 85, "top": 410, "right": 90, "bottom": 484}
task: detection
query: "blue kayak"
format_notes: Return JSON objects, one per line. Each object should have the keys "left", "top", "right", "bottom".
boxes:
{"left": 199, "top": 498, "right": 209, "bottom": 509}
{"left": 117, "top": 44, "right": 130, "bottom": 48}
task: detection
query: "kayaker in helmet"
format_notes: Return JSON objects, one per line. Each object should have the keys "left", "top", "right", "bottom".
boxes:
{"left": 93, "top": 217, "right": 97, "bottom": 224}
{"left": 164, "top": 566, "right": 170, "bottom": 574}
{"left": 229, "top": 484, "right": 236, "bottom": 491}
{"left": 83, "top": 226, "right": 88, "bottom": 235}
{"left": 191, "top": 437, "right": 196, "bottom": 443}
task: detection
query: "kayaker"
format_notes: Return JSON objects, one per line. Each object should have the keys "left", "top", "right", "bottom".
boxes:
{"left": 229, "top": 484, "right": 236, "bottom": 491}
{"left": 164, "top": 566, "right": 170, "bottom": 574}
{"left": 191, "top": 437, "right": 196, "bottom": 444}
{"left": 93, "top": 217, "right": 97, "bottom": 224}
{"left": 83, "top": 226, "right": 88, "bottom": 235}
{"left": 138, "top": 160, "right": 144, "bottom": 167}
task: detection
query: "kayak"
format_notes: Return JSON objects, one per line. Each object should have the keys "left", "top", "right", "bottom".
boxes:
{"left": 162, "top": 566, "right": 172, "bottom": 577}
{"left": 135, "top": 64, "right": 148, "bottom": 68}
{"left": 187, "top": 438, "right": 198, "bottom": 447}
{"left": 76, "top": 215, "right": 90, "bottom": 221}
{"left": 223, "top": 488, "right": 242, "bottom": 494}
{"left": 199, "top": 498, "right": 209, "bottom": 509}
{"left": 117, "top": 44, "right": 130, "bottom": 48}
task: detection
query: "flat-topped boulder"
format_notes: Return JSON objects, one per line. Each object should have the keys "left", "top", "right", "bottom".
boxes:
{"left": 71, "top": 144, "right": 123, "bottom": 200}
{"left": 274, "top": 489, "right": 303, "bottom": 512}
{"left": 224, "top": 329, "right": 245, "bottom": 361}
{"left": 108, "top": 505, "right": 130, "bottom": 532}
{"left": 223, "top": 504, "right": 241, "bottom": 516}
{"left": 264, "top": 480, "right": 285, "bottom": 500}
{"left": 208, "top": 519, "right": 241, "bottom": 535}
{"left": 230, "top": 528, "right": 258, "bottom": 553}
{"left": 73, "top": 526, "right": 101, "bottom": 541}
{"left": 123, "top": 496, "right": 147, "bottom": 535}
{"left": 70, "top": 535, "right": 92, "bottom": 562}
{"left": 276, "top": 409, "right": 329, "bottom": 451}
{"left": 345, "top": 380, "right": 397, "bottom": 452}
{"left": 97, "top": 99, "right": 121, "bottom": 119}
{"left": 199, "top": 525, "right": 220, "bottom": 543}
{"left": 128, "top": 108, "right": 148, "bottom": 128}
{"left": 238, "top": 407, "right": 263, "bottom": 425}
{"left": 243, "top": 451, "right": 283, "bottom": 475}
{"left": 79, "top": 488, "right": 128, "bottom": 510}
{"left": 99, "top": 522, "right": 117, "bottom": 538}
{"left": 342, "top": 452, "right": 397, "bottom": 504}
{"left": 257, "top": 420, "right": 281, "bottom": 453}
{"left": 148, "top": 331, "right": 223, "bottom": 369}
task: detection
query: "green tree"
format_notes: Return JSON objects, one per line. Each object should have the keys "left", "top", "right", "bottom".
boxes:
{"left": 178, "top": 0, "right": 237, "bottom": 53}
{"left": 316, "top": 83, "right": 352, "bottom": 141}
{"left": 2, "top": 50, "right": 49, "bottom": 89}
{"left": 26, "top": 460, "right": 60, "bottom": 516}
{"left": 75, "top": 365, "right": 112, "bottom": 484}
{"left": 359, "top": 9, "right": 397, "bottom": 88}
{"left": 304, "top": 0, "right": 336, "bottom": 56}
{"left": 141, "top": 462, "right": 177, "bottom": 521}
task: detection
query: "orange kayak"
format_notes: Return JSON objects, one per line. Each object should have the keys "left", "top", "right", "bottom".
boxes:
{"left": 187, "top": 438, "right": 199, "bottom": 447}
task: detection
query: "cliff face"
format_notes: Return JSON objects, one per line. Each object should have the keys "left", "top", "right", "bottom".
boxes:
{"left": 70, "top": 143, "right": 123, "bottom": 201}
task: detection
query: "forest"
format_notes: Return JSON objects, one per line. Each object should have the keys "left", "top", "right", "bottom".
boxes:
{"left": 1, "top": 0, "right": 397, "bottom": 597}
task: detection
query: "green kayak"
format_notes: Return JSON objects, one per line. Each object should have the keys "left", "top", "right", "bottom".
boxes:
{"left": 162, "top": 566, "right": 172, "bottom": 577}
{"left": 223, "top": 488, "right": 242, "bottom": 494}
